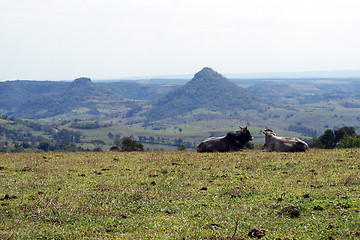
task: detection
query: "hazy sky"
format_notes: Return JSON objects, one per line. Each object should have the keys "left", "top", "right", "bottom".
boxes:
{"left": 1, "top": 0, "right": 360, "bottom": 80}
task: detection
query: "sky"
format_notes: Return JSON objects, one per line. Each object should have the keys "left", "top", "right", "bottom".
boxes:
{"left": 1, "top": 0, "right": 360, "bottom": 80}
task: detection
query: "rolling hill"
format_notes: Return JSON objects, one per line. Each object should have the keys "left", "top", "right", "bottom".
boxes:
{"left": 0, "top": 80, "right": 69, "bottom": 112}
{"left": 12, "top": 78, "right": 127, "bottom": 119}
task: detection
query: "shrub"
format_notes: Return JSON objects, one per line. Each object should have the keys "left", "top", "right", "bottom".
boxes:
{"left": 38, "top": 140, "right": 50, "bottom": 152}
{"left": 244, "top": 141, "right": 254, "bottom": 150}
{"left": 113, "top": 136, "right": 144, "bottom": 152}
{"left": 109, "top": 146, "right": 120, "bottom": 151}
{"left": 177, "top": 145, "right": 186, "bottom": 151}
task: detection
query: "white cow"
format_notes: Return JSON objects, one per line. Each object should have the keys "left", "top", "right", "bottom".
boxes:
{"left": 263, "top": 129, "right": 309, "bottom": 152}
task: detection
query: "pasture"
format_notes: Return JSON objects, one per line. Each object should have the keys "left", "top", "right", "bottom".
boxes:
{"left": 1, "top": 149, "right": 360, "bottom": 239}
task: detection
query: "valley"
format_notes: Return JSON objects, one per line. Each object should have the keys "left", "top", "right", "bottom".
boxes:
{"left": 1, "top": 68, "right": 360, "bottom": 151}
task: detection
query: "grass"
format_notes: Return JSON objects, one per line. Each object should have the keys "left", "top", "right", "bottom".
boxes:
{"left": 1, "top": 149, "right": 360, "bottom": 239}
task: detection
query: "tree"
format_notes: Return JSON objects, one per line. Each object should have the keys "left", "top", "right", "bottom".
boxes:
{"left": 313, "top": 126, "right": 358, "bottom": 149}
{"left": 319, "top": 129, "right": 336, "bottom": 149}
{"left": 38, "top": 140, "right": 50, "bottom": 152}
{"left": 108, "top": 132, "right": 114, "bottom": 139}
{"left": 113, "top": 136, "right": 144, "bottom": 152}
{"left": 334, "top": 127, "right": 356, "bottom": 143}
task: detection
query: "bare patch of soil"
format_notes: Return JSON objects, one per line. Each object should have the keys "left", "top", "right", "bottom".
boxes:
{"left": 282, "top": 206, "right": 300, "bottom": 218}
{"left": 231, "top": 193, "right": 242, "bottom": 198}
{"left": 248, "top": 228, "right": 266, "bottom": 238}
{"left": 313, "top": 206, "right": 324, "bottom": 210}
{"left": 48, "top": 217, "right": 68, "bottom": 225}
{"left": 302, "top": 193, "right": 310, "bottom": 198}
{"left": 208, "top": 235, "right": 244, "bottom": 240}
{"left": 203, "top": 223, "right": 221, "bottom": 230}
{"left": 1, "top": 194, "right": 18, "bottom": 200}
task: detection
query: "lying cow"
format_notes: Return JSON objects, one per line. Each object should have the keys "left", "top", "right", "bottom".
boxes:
{"left": 197, "top": 126, "right": 253, "bottom": 152}
{"left": 263, "top": 129, "right": 309, "bottom": 152}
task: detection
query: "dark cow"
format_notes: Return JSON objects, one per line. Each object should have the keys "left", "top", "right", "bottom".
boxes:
{"left": 263, "top": 129, "right": 309, "bottom": 152}
{"left": 197, "top": 126, "right": 253, "bottom": 152}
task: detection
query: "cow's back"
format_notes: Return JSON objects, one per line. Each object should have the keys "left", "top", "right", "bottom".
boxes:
{"left": 197, "top": 136, "right": 228, "bottom": 152}
{"left": 264, "top": 136, "right": 308, "bottom": 152}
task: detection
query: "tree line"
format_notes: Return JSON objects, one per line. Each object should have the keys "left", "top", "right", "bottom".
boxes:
{"left": 311, "top": 126, "right": 360, "bottom": 148}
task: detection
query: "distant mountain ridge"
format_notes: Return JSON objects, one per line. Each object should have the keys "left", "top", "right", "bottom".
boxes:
{"left": 94, "top": 69, "right": 360, "bottom": 83}
{"left": 146, "top": 67, "right": 263, "bottom": 122}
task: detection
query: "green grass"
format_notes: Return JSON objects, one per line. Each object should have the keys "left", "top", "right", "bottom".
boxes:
{"left": 1, "top": 149, "right": 360, "bottom": 239}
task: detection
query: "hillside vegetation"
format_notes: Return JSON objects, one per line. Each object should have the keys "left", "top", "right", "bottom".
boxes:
{"left": 1, "top": 149, "right": 359, "bottom": 239}
{"left": 12, "top": 78, "right": 128, "bottom": 119}
{"left": 0, "top": 80, "right": 69, "bottom": 112}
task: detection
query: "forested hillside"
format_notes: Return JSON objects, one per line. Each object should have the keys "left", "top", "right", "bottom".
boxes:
{"left": 97, "top": 81, "right": 178, "bottom": 100}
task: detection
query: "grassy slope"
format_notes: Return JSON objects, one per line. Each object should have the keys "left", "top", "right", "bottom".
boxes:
{"left": 1, "top": 149, "right": 359, "bottom": 239}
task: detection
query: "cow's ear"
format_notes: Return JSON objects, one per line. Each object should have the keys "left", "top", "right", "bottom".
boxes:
{"left": 263, "top": 131, "right": 266, "bottom": 135}
{"left": 239, "top": 126, "right": 243, "bottom": 130}
{"left": 242, "top": 126, "right": 247, "bottom": 132}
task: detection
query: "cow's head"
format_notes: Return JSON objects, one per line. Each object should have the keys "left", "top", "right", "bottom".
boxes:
{"left": 263, "top": 129, "right": 275, "bottom": 141}
{"left": 238, "top": 126, "right": 254, "bottom": 141}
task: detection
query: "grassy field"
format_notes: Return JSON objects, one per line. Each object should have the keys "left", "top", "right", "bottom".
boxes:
{"left": 61, "top": 120, "right": 310, "bottom": 150}
{"left": 1, "top": 149, "right": 360, "bottom": 239}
